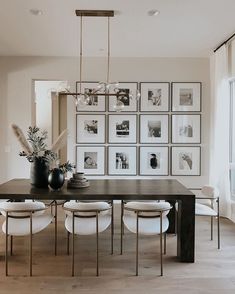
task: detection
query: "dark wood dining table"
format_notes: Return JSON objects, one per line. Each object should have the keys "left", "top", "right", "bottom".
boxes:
{"left": 0, "top": 178, "right": 195, "bottom": 262}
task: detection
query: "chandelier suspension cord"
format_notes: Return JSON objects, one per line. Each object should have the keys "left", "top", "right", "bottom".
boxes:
{"left": 79, "top": 15, "right": 83, "bottom": 94}
{"left": 107, "top": 16, "right": 110, "bottom": 84}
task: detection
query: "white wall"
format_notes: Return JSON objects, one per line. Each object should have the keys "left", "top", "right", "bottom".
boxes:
{"left": 0, "top": 56, "right": 210, "bottom": 188}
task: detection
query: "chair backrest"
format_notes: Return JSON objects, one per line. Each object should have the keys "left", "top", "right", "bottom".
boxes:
{"left": 124, "top": 201, "right": 171, "bottom": 217}
{"left": 63, "top": 201, "right": 111, "bottom": 217}
{"left": 0, "top": 201, "right": 46, "bottom": 218}
{"left": 201, "top": 186, "right": 219, "bottom": 198}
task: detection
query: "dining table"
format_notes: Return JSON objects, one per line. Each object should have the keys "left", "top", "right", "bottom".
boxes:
{"left": 0, "top": 178, "right": 195, "bottom": 262}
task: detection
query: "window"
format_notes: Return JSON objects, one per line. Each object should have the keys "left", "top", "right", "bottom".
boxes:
{"left": 229, "top": 80, "right": 235, "bottom": 198}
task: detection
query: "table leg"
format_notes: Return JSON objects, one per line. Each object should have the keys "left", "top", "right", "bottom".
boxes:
{"left": 177, "top": 196, "right": 195, "bottom": 262}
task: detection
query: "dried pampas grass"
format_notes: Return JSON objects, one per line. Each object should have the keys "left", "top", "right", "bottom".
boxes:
{"left": 11, "top": 124, "right": 32, "bottom": 155}
{"left": 51, "top": 129, "right": 68, "bottom": 152}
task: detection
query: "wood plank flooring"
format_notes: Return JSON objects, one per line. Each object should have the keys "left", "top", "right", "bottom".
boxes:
{"left": 0, "top": 205, "right": 234, "bottom": 293}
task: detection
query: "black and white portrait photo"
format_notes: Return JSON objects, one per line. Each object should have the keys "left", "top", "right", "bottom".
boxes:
{"left": 116, "top": 120, "right": 130, "bottom": 137}
{"left": 76, "top": 114, "right": 105, "bottom": 143}
{"left": 109, "top": 115, "right": 137, "bottom": 143}
{"left": 179, "top": 152, "right": 192, "bottom": 170}
{"left": 148, "top": 120, "right": 161, "bottom": 138}
{"left": 148, "top": 152, "right": 160, "bottom": 169}
{"left": 84, "top": 88, "right": 98, "bottom": 106}
{"left": 140, "top": 83, "right": 169, "bottom": 112}
{"left": 172, "top": 82, "right": 201, "bottom": 112}
{"left": 116, "top": 152, "right": 129, "bottom": 169}
{"left": 171, "top": 147, "right": 200, "bottom": 176}
{"left": 179, "top": 88, "right": 193, "bottom": 106}
{"left": 76, "top": 82, "right": 106, "bottom": 112}
{"left": 76, "top": 146, "right": 105, "bottom": 175}
{"left": 109, "top": 83, "right": 138, "bottom": 111}
{"left": 140, "top": 115, "right": 169, "bottom": 144}
{"left": 148, "top": 88, "right": 162, "bottom": 106}
{"left": 172, "top": 114, "right": 201, "bottom": 143}
{"left": 140, "top": 147, "right": 168, "bottom": 175}
{"left": 108, "top": 146, "right": 137, "bottom": 175}
{"left": 84, "top": 152, "right": 98, "bottom": 169}
{"left": 117, "top": 88, "right": 130, "bottom": 106}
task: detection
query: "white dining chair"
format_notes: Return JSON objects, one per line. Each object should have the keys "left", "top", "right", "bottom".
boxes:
{"left": 0, "top": 201, "right": 53, "bottom": 276}
{"left": 195, "top": 186, "right": 220, "bottom": 248}
{"left": 63, "top": 201, "right": 112, "bottom": 276}
{"left": 175, "top": 185, "right": 220, "bottom": 249}
{"left": 122, "top": 201, "right": 172, "bottom": 276}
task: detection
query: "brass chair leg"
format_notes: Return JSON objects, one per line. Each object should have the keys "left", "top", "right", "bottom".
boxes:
{"left": 211, "top": 217, "right": 213, "bottom": 240}
{"left": 67, "top": 231, "right": 70, "bottom": 255}
{"left": 5, "top": 212, "right": 8, "bottom": 276}
{"left": 164, "top": 233, "right": 166, "bottom": 255}
{"left": 29, "top": 212, "right": 33, "bottom": 277}
{"left": 217, "top": 199, "right": 220, "bottom": 249}
{"left": 120, "top": 201, "right": 124, "bottom": 255}
{"left": 111, "top": 203, "right": 114, "bottom": 255}
{"left": 55, "top": 202, "right": 57, "bottom": 256}
{"left": 10, "top": 236, "right": 13, "bottom": 256}
{"left": 160, "top": 212, "right": 163, "bottom": 276}
{"left": 136, "top": 212, "right": 139, "bottom": 276}
{"left": 96, "top": 212, "right": 99, "bottom": 277}
{"left": 72, "top": 212, "right": 75, "bottom": 276}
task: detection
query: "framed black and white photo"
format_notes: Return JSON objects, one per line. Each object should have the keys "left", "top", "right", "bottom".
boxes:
{"left": 140, "top": 114, "right": 169, "bottom": 144}
{"left": 171, "top": 146, "right": 201, "bottom": 176}
{"left": 76, "top": 114, "right": 105, "bottom": 143}
{"left": 140, "top": 82, "right": 170, "bottom": 112}
{"left": 172, "top": 114, "right": 201, "bottom": 144}
{"left": 108, "top": 114, "right": 137, "bottom": 143}
{"left": 171, "top": 82, "right": 201, "bottom": 112}
{"left": 139, "top": 146, "right": 169, "bottom": 176}
{"left": 76, "top": 82, "right": 106, "bottom": 112}
{"left": 108, "top": 82, "right": 138, "bottom": 112}
{"left": 76, "top": 146, "right": 105, "bottom": 175}
{"left": 108, "top": 146, "right": 137, "bottom": 175}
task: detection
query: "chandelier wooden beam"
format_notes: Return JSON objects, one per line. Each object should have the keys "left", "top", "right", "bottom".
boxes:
{"left": 75, "top": 10, "right": 114, "bottom": 17}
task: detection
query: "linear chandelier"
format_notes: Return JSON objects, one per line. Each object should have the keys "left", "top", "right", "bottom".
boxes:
{"left": 59, "top": 10, "right": 140, "bottom": 112}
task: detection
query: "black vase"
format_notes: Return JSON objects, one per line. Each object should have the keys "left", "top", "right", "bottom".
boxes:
{"left": 30, "top": 157, "right": 49, "bottom": 188}
{"left": 48, "top": 168, "right": 65, "bottom": 191}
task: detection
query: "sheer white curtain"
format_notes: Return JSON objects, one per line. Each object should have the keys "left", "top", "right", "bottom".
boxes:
{"left": 210, "top": 45, "right": 231, "bottom": 218}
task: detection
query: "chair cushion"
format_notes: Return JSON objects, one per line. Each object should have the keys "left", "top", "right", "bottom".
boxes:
{"left": 195, "top": 203, "right": 217, "bottom": 216}
{"left": 2, "top": 214, "right": 53, "bottom": 236}
{"left": 65, "top": 214, "right": 111, "bottom": 235}
{"left": 124, "top": 201, "right": 171, "bottom": 217}
{"left": 123, "top": 214, "right": 169, "bottom": 235}
{"left": 0, "top": 201, "right": 46, "bottom": 217}
{"left": 64, "top": 201, "right": 111, "bottom": 217}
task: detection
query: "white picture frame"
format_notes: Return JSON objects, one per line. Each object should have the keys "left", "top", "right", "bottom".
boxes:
{"left": 171, "top": 82, "right": 201, "bottom": 112}
{"left": 140, "top": 114, "right": 169, "bottom": 144}
{"left": 108, "top": 146, "right": 137, "bottom": 175}
{"left": 171, "top": 146, "right": 201, "bottom": 176}
{"left": 172, "top": 114, "right": 201, "bottom": 144}
{"left": 108, "top": 114, "right": 137, "bottom": 143}
{"left": 140, "top": 82, "right": 170, "bottom": 112}
{"left": 76, "top": 82, "right": 106, "bottom": 112}
{"left": 76, "top": 146, "right": 105, "bottom": 175}
{"left": 76, "top": 114, "right": 106, "bottom": 143}
{"left": 108, "top": 82, "right": 138, "bottom": 112}
{"left": 139, "top": 146, "right": 169, "bottom": 176}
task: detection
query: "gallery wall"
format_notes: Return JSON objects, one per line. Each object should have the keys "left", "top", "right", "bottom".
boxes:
{"left": 0, "top": 56, "right": 210, "bottom": 189}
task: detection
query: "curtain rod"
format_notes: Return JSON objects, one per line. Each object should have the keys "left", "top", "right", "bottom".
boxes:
{"left": 214, "top": 32, "right": 235, "bottom": 53}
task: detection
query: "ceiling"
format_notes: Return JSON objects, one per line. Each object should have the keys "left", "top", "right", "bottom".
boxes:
{"left": 0, "top": 0, "right": 235, "bottom": 58}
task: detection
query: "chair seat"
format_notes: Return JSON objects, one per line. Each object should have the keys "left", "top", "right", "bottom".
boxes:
{"left": 195, "top": 203, "right": 217, "bottom": 216}
{"left": 2, "top": 214, "right": 53, "bottom": 236}
{"left": 65, "top": 214, "right": 111, "bottom": 235}
{"left": 123, "top": 213, "right": 169, "bottom": 235}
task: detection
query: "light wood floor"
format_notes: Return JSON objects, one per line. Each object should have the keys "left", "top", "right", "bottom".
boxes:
{"left": 0, "top": 205, "right": 235, "bottom": 294}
